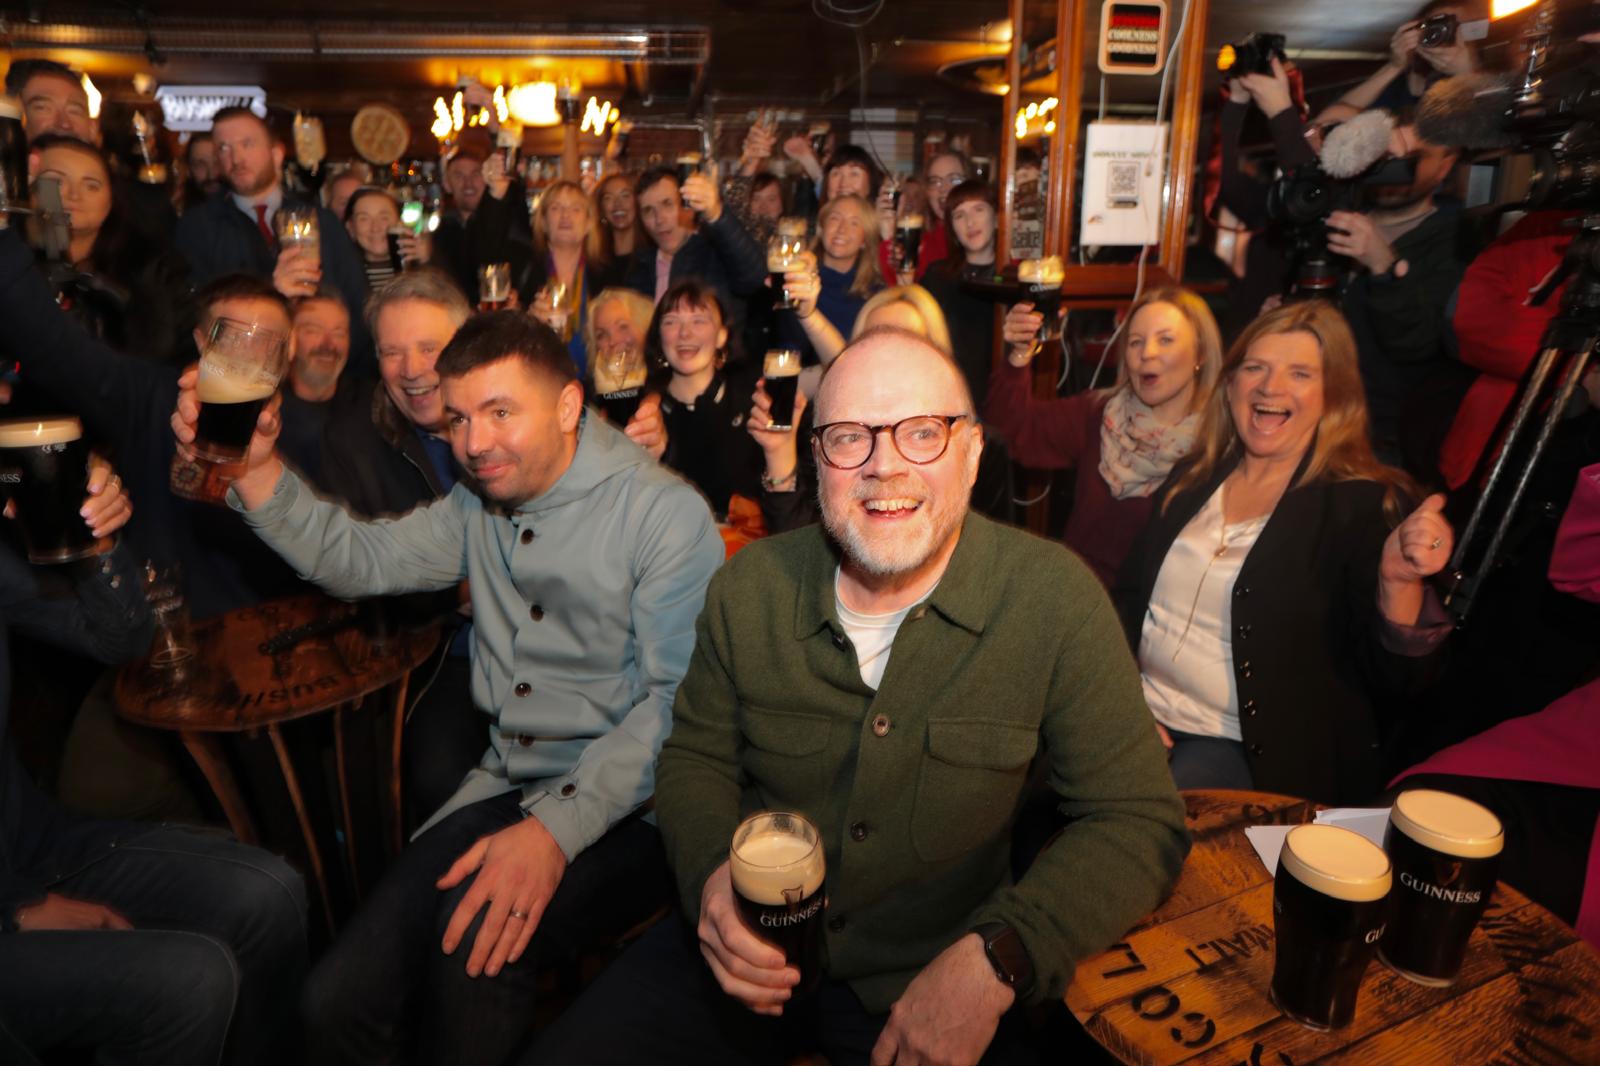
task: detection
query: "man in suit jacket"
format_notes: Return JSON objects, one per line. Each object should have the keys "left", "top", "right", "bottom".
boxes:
{"left": 176, "top": 106, "right": 368, "bottom": 346}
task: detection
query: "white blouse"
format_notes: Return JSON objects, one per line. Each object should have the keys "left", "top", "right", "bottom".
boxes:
{"left": 1138, "top": 483, "right": 1268, "bottom": 741}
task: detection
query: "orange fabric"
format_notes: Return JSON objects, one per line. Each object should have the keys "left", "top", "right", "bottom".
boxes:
{"left": 718, "top": 493, "right": 770, "bottom": 558}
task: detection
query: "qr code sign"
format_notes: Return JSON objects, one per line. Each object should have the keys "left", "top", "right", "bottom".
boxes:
{"left": 1108, "top": 161, "right": 1140, "bottom": 207}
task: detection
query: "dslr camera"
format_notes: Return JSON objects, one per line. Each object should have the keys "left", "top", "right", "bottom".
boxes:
{"left": 1218, "top": 32, "right": 1287, "bottom": 77}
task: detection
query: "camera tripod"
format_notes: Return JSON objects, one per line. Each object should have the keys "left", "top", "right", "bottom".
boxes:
{"left": 1442, "top": 213, "right": 1600, "bottom": 623}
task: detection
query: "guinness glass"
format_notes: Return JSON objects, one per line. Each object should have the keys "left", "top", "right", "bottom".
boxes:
{"left": 763, "top": 349, "right": 803, "bottom": 431}
{"left": 1270, "top": 824, "right": 1391, "bottom": 1031}
{"left": 0, "top": 417, "right": 101, "bottom": 564}
{"left": 766, "top": 218, "right": 808, "bottom": 311}
{"left": 193, "top": 318, "right": 288, "bottom": 463}
{"left": 895, "top": 213, "right": 924, "bottom": 275}
{"left": 1018, "top": 256, "right": 1066, "bottom": 345}
{"left": 386, "top": 225, "right": 411, "bottom": 273}
{"left": 676, "top": 152, "right": 703, "bottom": 187}
{"left": 1379, "top": 789, "right": 1503, "bottom": 987}
{"left": 478, "top": 262, "right": 512, "bottom": 312}
{"left": 274, "top": 205, "right": 320, "bottom": 262}
{"left": 594, "top": 345, "right": 648, "bottom": 426}
{"left": 730, "top": 811, "right": 826, "bottom": 995}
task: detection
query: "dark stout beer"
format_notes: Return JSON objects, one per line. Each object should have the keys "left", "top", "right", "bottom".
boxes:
{"left": 194, "top": 373, "right": 275, "bottom": 463}
{"left": 593, "top": 347, "right": 648, "bottom": 426}
{"left": 1019, "top": 256, "right": 1066, "bottom": 344}
{"left": 896, "top": 214, "right": 924, "bottom": 274}
{"left": 763, "top": 350, "right": 803, "bottom": 431}
{"left": 0, "top": 418, "right": 100, "bottom": 564}
{"left": 1270, "top": 824, "right": 1391, "bottom": 1031}
{"left": 1379, "top": 789, "right": 1503, "bottom": 987}
{"left": 676, "top": 152, "right": 702, "bottom": 187}
{"left": 386, "top": 226, "right": 409, "bottom": 273}
{"left": 730, "top": 812, "right": 826, "bottom": 995}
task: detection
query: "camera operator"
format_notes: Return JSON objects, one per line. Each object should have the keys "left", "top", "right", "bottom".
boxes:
{"left": 1313, "top": 1, "right": 1484, "bottom": 129}
{"left": 1220, "top": 58, "right": 1477, "bottom": 472}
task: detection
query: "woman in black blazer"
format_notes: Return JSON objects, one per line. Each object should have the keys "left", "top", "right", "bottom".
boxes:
{"left": 1120, "top": 301, "right": 1455, "bottom": 806}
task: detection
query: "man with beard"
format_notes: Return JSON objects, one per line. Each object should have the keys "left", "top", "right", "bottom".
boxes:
{"left": 180, "top": 311, "right": 723, "bottom": 1065}
{"left": 527, "top": 327, "right": 1189, "bottom": 1066}
{"left": 275, "top": 289, "right": 359, "bottom": 486}
{"left": 175, "top": 106, "right": 367, "bottom": 339}
{"left": 182, "top": 132, "right": 224, "bottom": 211}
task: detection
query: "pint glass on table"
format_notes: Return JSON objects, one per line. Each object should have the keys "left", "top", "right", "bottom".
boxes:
{"left": 762, "top": 349, "right": 803, "bottom": 431}
{"left": 593, "top": 345, "right": 648, "bottom": 426}
{"left": 1379, "top": 789, "right": 1503, "bottom": 987}
{"left": 193, "top": 318, "right": 288, "bottom": 464}
{"left": 730, "top": 811, "right": 826, "bottom": 995}
{"left": 0, "top": 417, "right": 101, "bottom": 564}
{"left": 1270, "top": 824, "right": 1391, "bottom": 1031}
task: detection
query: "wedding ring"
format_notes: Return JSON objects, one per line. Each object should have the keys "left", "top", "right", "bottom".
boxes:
{"left": 1429, "top": 536, "right": 1442, "bottom": 550}
{"left": 509, "top": 908, "right": 529, "bottom": 920}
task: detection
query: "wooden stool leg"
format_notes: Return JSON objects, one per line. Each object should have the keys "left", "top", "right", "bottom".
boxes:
{"left": 179, "top": 731, "right": 258, "bottom": 844}
{"left": 268, "top": 722, "right": 336, "bottom": 936}
{"left": 388, "top": 673, "right": 412, "bottom": 857}
{"left": 333, "top": 702, "right": 361, "bottom": 899}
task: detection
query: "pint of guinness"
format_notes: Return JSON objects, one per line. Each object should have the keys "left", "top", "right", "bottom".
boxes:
{"left": 478, "top": 262, "right": 512, "bottom": 312}
{"left": 762, "top": 349, "right": 803, "bottom": 431}
{"left": 676, "top": 152, "right": 703, "bottom": 187}
{"left": 1270, "top": 824, "right": 1391, "bottom": 1031}
{"left": 0, "top": 417, "right": 101, "bottom": 564}
{"left": 192, "top": 318, "right": 289, "bottom": 464}
{"left": 1379, "top": 789, "right": 1503, "bottom": 987}
{"left": 593, "top": 345, "right": 648, "bottom": 426}
{"left": 730, "top": 811, "right": 826, "bottom": 995}
{"left": 1018, "top": 256, "right": 1066, "bottom": 344}
{"left": 895, "top": 213, "right": 924, "bottom": 275}
{"left": 767, "top": 219, "right": 808, "bottom": 311}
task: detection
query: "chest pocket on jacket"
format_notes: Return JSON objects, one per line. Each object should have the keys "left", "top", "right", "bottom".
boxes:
{"left": 911, "top": 718, "right": 1037, "bottom": 864}
{"left": 742, "top": 707, "right": 833, "bottom": 806}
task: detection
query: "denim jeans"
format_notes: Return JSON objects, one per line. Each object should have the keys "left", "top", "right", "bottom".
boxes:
{"left": 1166, "top": 728, "right": 1254, "bottom": 790}
{"left": 301, "top": 793, "right": 669, "bottom": 1066}
{"left": 0, "top": 824, "right": 308, "bottom": 1066}
{"left": 524, "top": 916, "right": 1043, "bottom": 1066}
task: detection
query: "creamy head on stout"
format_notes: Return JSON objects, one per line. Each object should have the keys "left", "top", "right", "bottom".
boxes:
{"left": 763, "top": 349, "right": 802, "bottom": 379}
{"left": 730, "top": 829, "right": 825, "bottom": 905}
{"left": 1391, "top": 790, "right": 1504, "bottom": 861}
{"left": 899, "top": 212, "right": 925, "bottom": 230}
{"left": 1018, "top": 255, "right": 1066, "bottom": 286}
{"left": 0, "top": 417, "right": 83, "bottom": 448}
{"left": 777, "top": 217, "right": 809, "bottom": 240}
{"left": 198, "top": 369, "right": 278, "bottom": 404}
{"left": 1281, "top": 824, "right": 1393, "bottom": 901}
{"left": 592, "top": 356, "right": 646, "bottom": 396}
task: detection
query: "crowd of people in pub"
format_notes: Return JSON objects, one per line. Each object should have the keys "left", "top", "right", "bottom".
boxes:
{"left": 0, "top": 10, "right": 1598, "bottom": 1060}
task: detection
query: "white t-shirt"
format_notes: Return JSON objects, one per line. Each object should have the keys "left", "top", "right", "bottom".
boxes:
{"left": 834, "top": 568, "right": 936, "bottom": 690}
{"left": 1138, "top": 483, "right": 1268, "bottom": 740}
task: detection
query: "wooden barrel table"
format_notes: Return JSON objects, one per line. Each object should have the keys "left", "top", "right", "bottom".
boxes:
{"left": 1065, "top": 789, "right": 1600, "bottom": 1065}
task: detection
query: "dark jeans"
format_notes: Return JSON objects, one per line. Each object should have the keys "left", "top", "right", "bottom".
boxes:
{"left": 0, "top": 825, "right": 308, "bottom": 1066}
{"left": 1166, "top": 728, "right": 1254, "bottom": 790}
{"left": 302, "top": 792, "right": 669, "bottom": 1066}
{"left": 402, "top": 654, "right": 486, "bottom": 830}
{"left": 523, "top": 915, "right": 1042, "bottom": 1066}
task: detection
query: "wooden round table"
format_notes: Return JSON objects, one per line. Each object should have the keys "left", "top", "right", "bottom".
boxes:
{"left": 1065, "top": 789, "right": 1600, "bottom": 1065}
{"left": 114, "top": 593, "right": 439, "bottom": 931}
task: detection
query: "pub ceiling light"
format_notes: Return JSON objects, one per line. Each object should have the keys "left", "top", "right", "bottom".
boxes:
{"left": 508, "top": 82, "right": 561, "bottom": 128}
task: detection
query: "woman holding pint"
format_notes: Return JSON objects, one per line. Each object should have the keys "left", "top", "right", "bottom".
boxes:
{"left": 344, "top": 186, "right": 432, "bottom": 292}
{"left": 648, "top": 280, "right": 764, "bottom": 518}
{"left": 773, "top": 195, "right": 883, "bottom": 365}
{"left": 523, "top": 179, "right": 607, "bottom": 378}
{"left": 582, "top": 287, "right": 667, "bottom": 461}
{"left": 985, "top": 286, "right": 1223, "bottom": 590}
{"left": 1119, "top": 300, "right": 1454, "bottom": 803}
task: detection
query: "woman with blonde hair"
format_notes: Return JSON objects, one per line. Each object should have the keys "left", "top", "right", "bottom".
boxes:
{"left": 523, "top": 178, "right": 607, "bottom": 376}
{"left": 986, "top": 286, "right": 1223, "bottom": 588}
{"left": 1120, "top": 300, "right": 1455, "bottom": 803}
{"left": 582, "top": 286, "right": 667, "bottom": 459}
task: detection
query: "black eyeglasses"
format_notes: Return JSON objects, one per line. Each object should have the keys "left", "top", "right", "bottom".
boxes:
{"left": 810, "top": 415, "right": 970, "bottom": 470}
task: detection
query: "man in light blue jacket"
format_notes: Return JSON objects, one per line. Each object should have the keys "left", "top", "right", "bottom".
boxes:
{"left": 177, "top": 311, "right": 724, "bottom": 1065}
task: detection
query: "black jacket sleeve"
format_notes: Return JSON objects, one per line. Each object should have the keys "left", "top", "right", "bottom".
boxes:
{"left": 700, "top": 211, "right": 768, "bottom": 297}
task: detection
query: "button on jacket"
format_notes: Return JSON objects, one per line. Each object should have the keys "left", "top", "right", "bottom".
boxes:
{"left": 235, "top": 414, "right": 724, "bottom": 861}
{"left": 656, "top": 512, "right": 1189, "bottom": 1012}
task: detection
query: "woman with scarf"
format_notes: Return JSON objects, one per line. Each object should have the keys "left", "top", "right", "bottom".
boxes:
{"left": 984, "top": 287, "right": 1223, "bottom": 589}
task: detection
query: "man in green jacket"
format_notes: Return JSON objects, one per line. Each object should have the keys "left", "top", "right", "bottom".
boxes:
{"left": 529, "top": 326, "right": 1189, "bottom": 1065}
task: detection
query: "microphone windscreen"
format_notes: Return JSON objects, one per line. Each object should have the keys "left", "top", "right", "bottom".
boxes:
{"left": 1416, "top": 72, "right": 1521, "bottom": 150}
{"left": 1320, "top": 110, "right": 1395, "bottom": 178}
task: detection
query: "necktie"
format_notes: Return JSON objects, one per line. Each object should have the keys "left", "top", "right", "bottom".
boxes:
{"left": 254, "top": 204, "right": 276, "bottom": 250}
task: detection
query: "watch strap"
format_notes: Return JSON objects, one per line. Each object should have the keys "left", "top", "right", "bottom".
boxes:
{"left": 973, "top": 921, "right": 1034, "bottom": 994}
